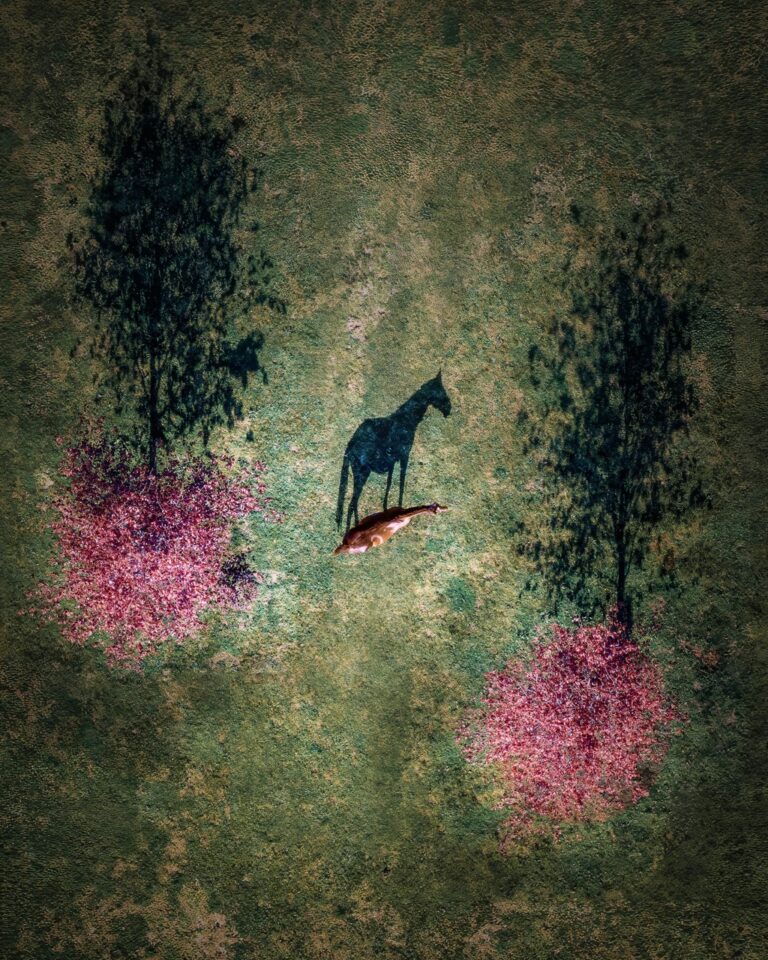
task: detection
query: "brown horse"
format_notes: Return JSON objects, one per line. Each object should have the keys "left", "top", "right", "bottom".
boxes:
{"left": 333, "top": 503, "right": 448, "bottom": 555}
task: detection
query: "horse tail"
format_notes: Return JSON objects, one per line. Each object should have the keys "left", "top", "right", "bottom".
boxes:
{"left": 336, "top": 446, "right": 351, "bottom": 528}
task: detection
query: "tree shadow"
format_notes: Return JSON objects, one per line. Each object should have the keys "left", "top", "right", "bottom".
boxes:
{"left": 516, "top": 201, "right": 705, "bottom": 628}
{"left": 336, "top": 372, "right": 452, "bottom": 530}
{"left": 70, "top": 30, "right": 285, "bottom": 467}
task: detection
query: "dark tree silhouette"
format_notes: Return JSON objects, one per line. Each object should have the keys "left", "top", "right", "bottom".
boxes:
{"left": 70, "top": 34, "right": 284, "bottom": 471}
{"left": 518, "top": 201, "right": 704, "bottom": 629}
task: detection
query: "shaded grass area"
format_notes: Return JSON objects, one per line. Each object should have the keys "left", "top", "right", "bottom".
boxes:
{"left": 1, "top": 0, "right": 767, "bottom": 957}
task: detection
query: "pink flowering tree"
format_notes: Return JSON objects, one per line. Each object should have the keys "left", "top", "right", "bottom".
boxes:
{"left": 458, "top": 619, "right": 683, "bottom": 848}
{"left": 32, "top": 427, "right": 278, "bottom": 668}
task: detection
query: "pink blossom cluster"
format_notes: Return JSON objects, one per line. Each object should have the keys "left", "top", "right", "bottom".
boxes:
{"left": 459, "top": 620, "right": 682, "bottom": 843}
{"left": 33, "top": 430, "right": 275, "bottom": 668}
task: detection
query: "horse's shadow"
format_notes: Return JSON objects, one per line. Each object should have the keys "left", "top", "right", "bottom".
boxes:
{"left": 336, "top": 372, "right": 452, "bottom": 530}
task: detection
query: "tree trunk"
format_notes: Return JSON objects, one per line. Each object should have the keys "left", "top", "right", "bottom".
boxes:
{"left": 616, "top": 533, "right": 632, "bottom": 634}
{"left": 148, "top": 349, "right": 160, "bottom": 474}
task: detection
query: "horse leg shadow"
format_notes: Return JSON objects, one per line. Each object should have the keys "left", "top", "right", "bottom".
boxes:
{"left": 346, "top": 465, "right": 370, "bottom": 531}
{"left": 398, "top": 455, "right": 409, "bottom": 507}
{"left": 383, "top": 465, "right": 395, "bottom": 509}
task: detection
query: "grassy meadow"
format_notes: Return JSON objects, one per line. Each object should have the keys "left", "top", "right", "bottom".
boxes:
{"left": 1, "top": 1, "right": 767, "bottom": 957}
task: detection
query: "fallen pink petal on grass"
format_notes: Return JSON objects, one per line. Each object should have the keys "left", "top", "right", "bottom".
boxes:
{"left": 31, "top": 429, "right": 279, "bottom": 668}
{"left": 458, "top": 619, "right": 683, "bottom": 848}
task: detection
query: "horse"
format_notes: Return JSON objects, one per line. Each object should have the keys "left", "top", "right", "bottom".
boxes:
{"left": 336, "top": 372, "right": 452, "bottom": 530}
{"left": 333, "top": 503, "right": 449, "bottom": 555}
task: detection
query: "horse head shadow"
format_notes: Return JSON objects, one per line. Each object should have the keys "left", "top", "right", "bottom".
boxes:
{"left": 336, "top": 371, "right": 452, "bottom": 530}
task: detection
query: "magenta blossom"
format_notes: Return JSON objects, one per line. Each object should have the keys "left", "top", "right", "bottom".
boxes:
{"left": 458, "top": 619, "right": 683, "bottom": 847}
{"left": 32, "top": 430, "right": 277, "bottom": 668}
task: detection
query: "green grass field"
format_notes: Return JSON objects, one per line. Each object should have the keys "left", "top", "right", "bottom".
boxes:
{"left": 2, "top": 2, "right": 767, "bottom": 957}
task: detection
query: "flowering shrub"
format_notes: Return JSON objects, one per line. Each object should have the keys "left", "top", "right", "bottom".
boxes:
{"left": 458, "top": 620, "right": 682, "bottom": 846}
{"left": 32, "top": 429, "right": 277, "bottom": 668}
